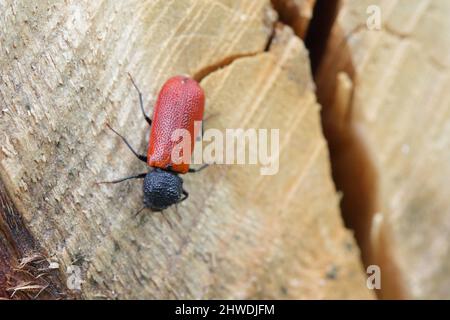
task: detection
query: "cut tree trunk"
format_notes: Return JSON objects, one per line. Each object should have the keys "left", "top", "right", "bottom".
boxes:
{"left": 0, "top": 0, "right": 372, "bottom": 299}
{"left": 316, "top": 0, "right": 450, "bottom": 299}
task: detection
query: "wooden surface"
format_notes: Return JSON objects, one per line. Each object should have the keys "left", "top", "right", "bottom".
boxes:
{"left": 0, "top": 0, "right": 372, "bottom": 299}
{"left": 316, "top": 0, "right": 450, "bottom": 299}
{"left": 271, "top": 0, "right": 316, "bottom": 38}
{"left": 0, "top": 179, "right": 69, "bottom": 299}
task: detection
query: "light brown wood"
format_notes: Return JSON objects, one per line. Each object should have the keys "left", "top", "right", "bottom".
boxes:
{"left": 271, "top": 0, "right": 316, "bottom": 38}
{"left": 316, "top": 0, "right": 450, "bottom": 299}
{"left": 0, "top": 0, "right": 371, "bottom": 299}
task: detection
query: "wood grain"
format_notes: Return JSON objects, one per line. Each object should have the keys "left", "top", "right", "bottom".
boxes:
{"left": 316, "top": 0, "right": 450, "bottom": 299}
{"left": 0, "top": 0, "right": 371, "bottom": 299}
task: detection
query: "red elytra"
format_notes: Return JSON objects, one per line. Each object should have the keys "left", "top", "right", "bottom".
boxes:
{"left": 147, "top": 75, "right": 205, "bottom": 173}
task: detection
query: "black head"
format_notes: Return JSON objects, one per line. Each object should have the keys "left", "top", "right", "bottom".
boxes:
{"left": 143, "top": 169, "right": 183, "bottom": 211}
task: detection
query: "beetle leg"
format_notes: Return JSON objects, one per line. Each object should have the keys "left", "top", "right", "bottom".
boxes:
{"left": 134, "top": 206, "right": 146, "bottom": 217}
{"left": 128, "top": 73, "right": 152, "bottom": 126}
{"left": 96, "top": 173, "right": 147, "bottom": 185}
{"left": 178, "top": 190, "right": 189, "bottom": 203}
{"left": 164, "top": 165, "right": 180, "bottom": 174}
{"left": 106, "top": 124, "right": 148, "bottom": 163}
{"left": 188, "top": 164, "right": 209, "bottom": 173}
{"left": 164, "top": 164, "right": 209, "bottom": 174}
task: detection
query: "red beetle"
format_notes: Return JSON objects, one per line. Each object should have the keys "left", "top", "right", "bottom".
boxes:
{"left": 102, "top": 74, "right": 208, "bottom": 212}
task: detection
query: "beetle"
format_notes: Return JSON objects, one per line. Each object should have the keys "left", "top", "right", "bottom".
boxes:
{"left": 100, "top": 74, "right": 208, "bottom": 213}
